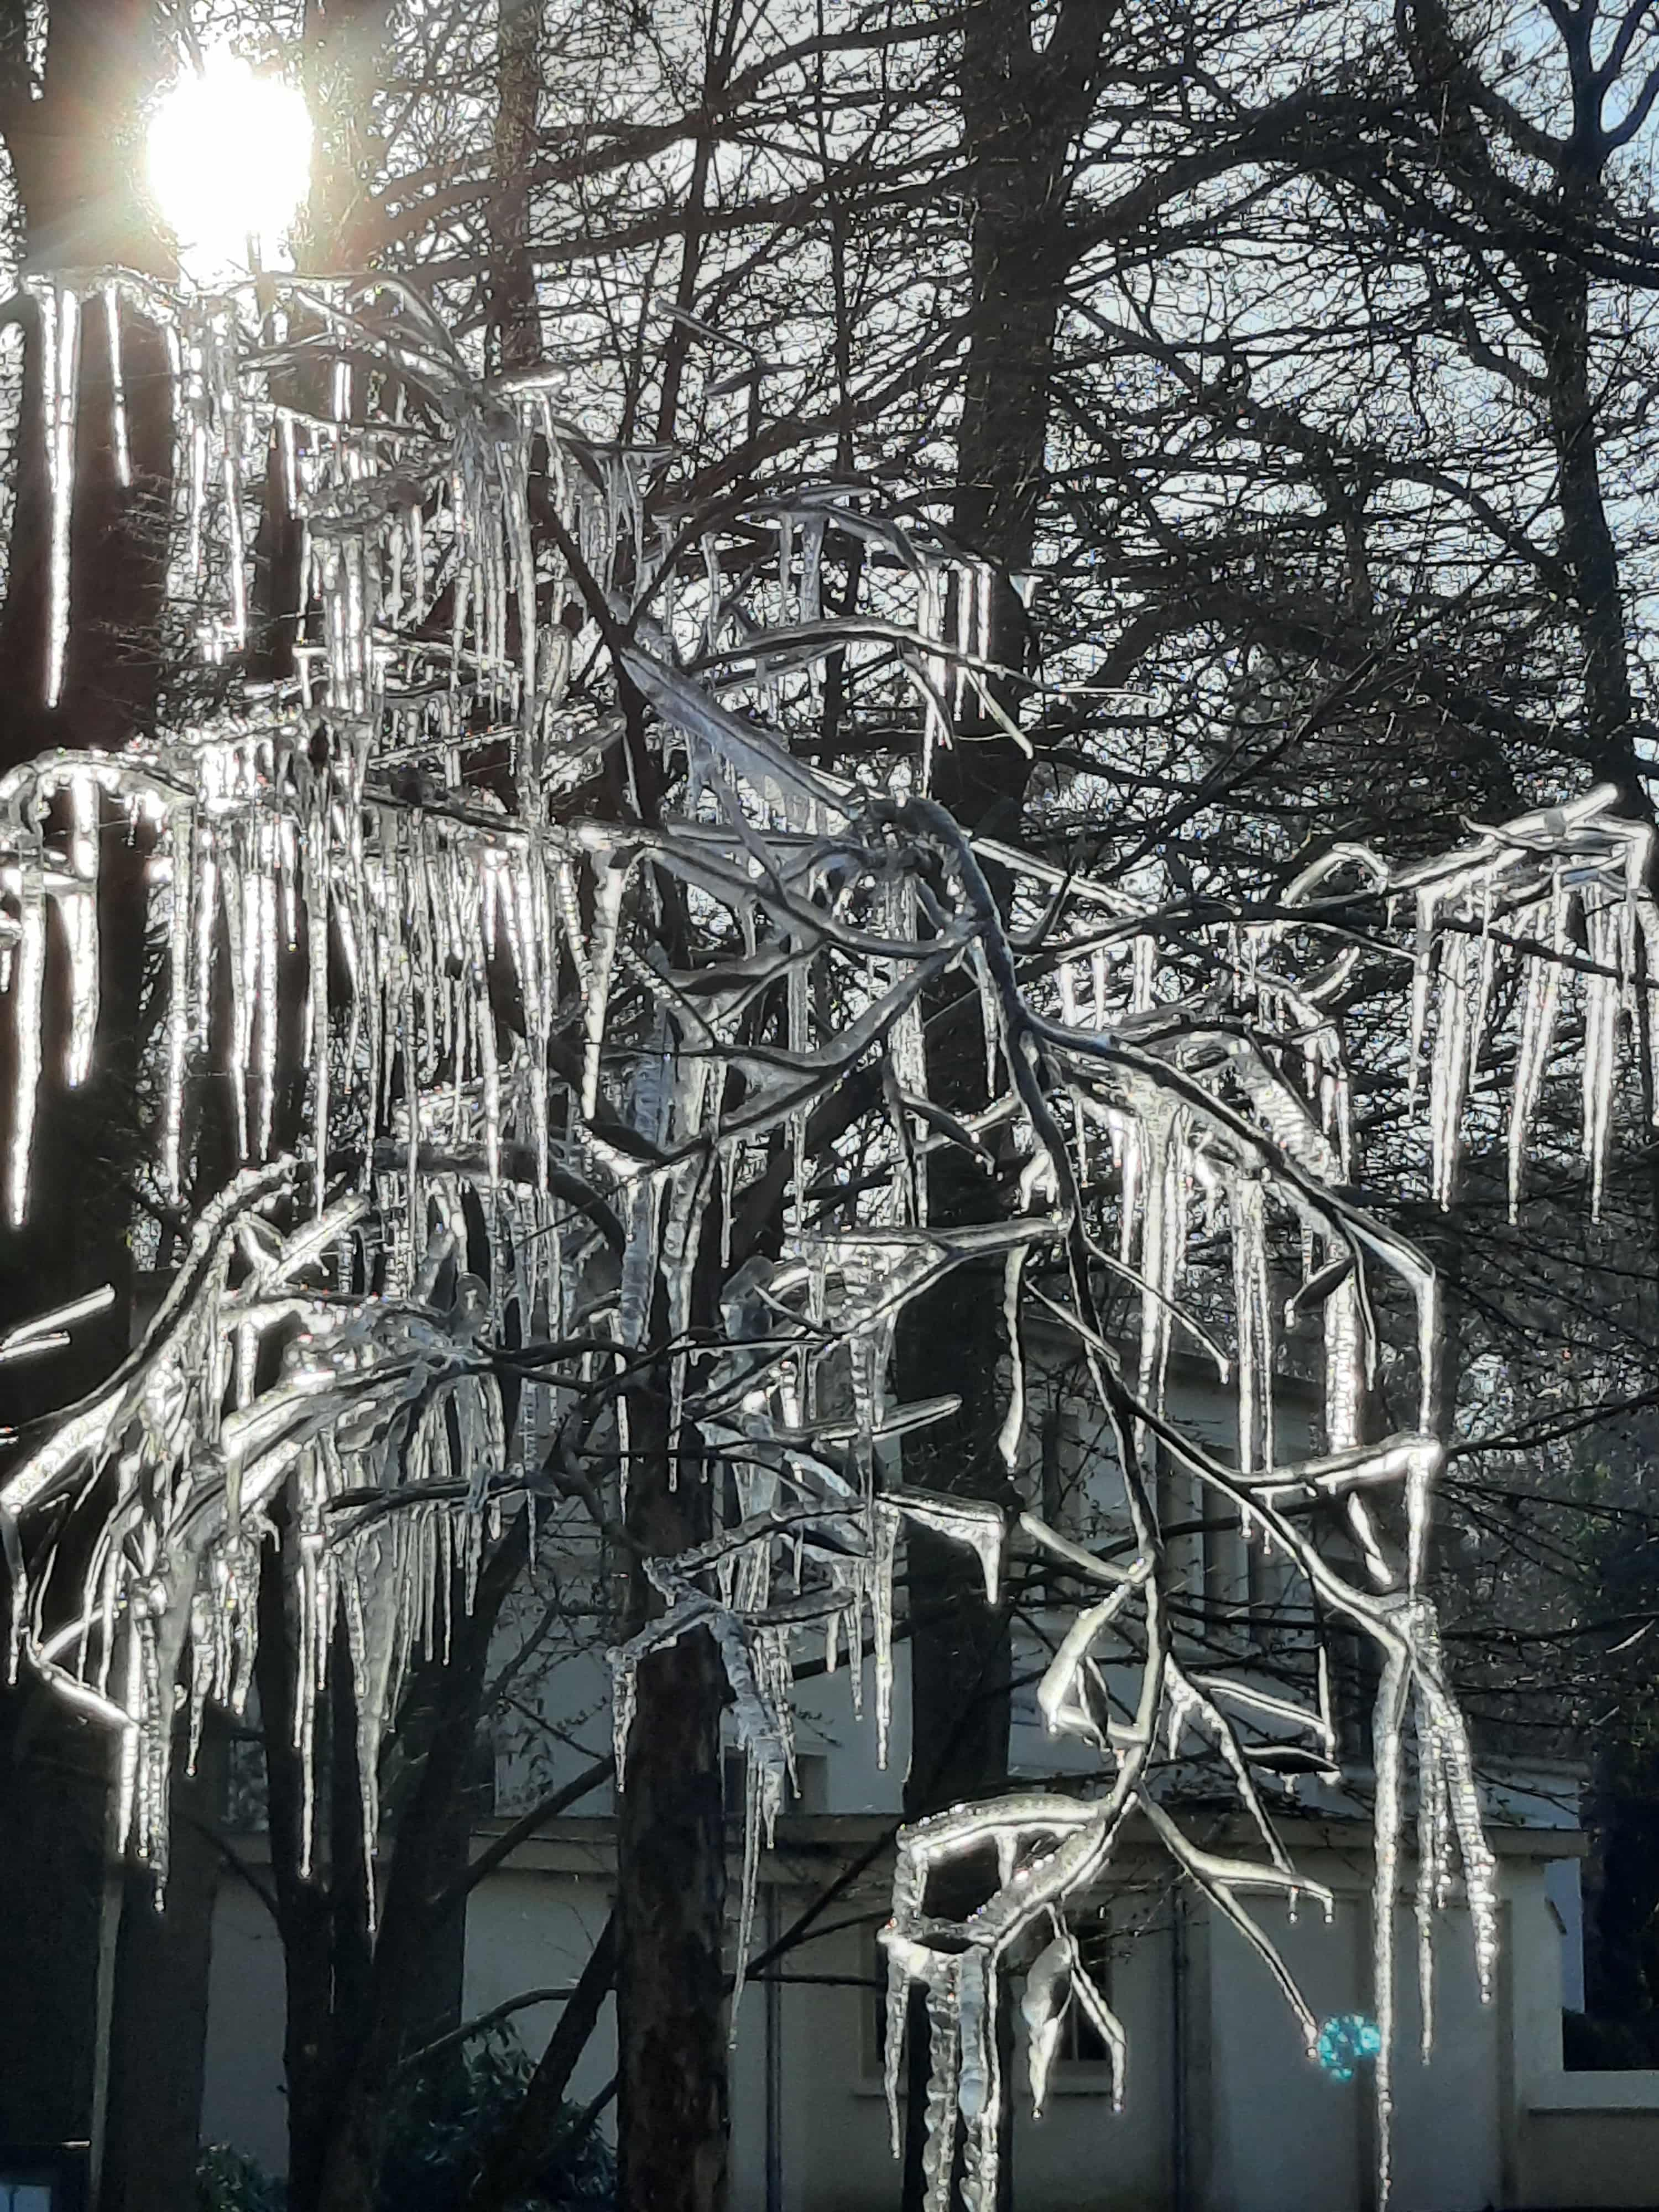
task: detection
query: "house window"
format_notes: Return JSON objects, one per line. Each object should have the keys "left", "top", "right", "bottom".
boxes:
{"left": 723, "top": 1747, "right": 829, "bottom": 1823}
{"left": 867, "top": 1905, "right": 1118, "bottom": 2086}
{"left": 1055, "top": 1906, "right": 1117, "bottom": 2065}
{"left": 223, "top": 1729, "right": 268, "bottom": 1832}
{"left": 0, "top": 2171, "right": 63, "bottom": 2212}
{"left": 793, "top": 1752, "right": 830, "bottom": 1813}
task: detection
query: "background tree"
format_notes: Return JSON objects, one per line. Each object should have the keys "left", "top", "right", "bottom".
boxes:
{"left": 7, "top": 6, "right": 1659, "bottom": 2212}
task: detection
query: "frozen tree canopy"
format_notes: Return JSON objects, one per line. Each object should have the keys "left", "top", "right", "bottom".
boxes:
{"left": 1, "top": 268, "right": 1655, "bottom": 2210}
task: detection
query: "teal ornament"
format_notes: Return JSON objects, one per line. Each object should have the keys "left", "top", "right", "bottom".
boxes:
{"left": 1316, "top": 2013, "right": 1383, "bottom": 2083}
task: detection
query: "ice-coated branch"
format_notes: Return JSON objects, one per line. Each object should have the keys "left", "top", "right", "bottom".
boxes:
{"left": 0, "top": 267, "right": 1652, "bottom": 2211}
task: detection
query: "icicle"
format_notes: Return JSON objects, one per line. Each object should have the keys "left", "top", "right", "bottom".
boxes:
{"left": 1370, "top": 1641, "right": 1408, "bottom": 2211}
{"left": 1416, "top": 1688, "right": 1445, "bottom": 2063}
{"left": 730, "top": 1755, "right": 765, "bottom": 2030}
{"left": 256, "top": 832, "right": 279, "bottom": 1159}
{"left": 870, "top": 1500, "right": 899, "bottom": 1768}
{"left": 1132, "top": 931, "right": 1155, "bottom": 1012}
{"left": 619, "top": 1176, "right": 660, "bottom": 1347}
{"left": 581, "top": 854, "right": 627, "bottom": 1122}
{"left": 154, "top": 804, "right": 189, "bottom": 1196}
{"left": 223, "top": 384, "right": 249, "bottom": 652}
{"left": 972, "top": 940, "right": 1000, "bottom": 1099}
{"left": 922, "top": 1970, "right": 963, "bottom": 2212}
{"left": 1408, "top": 888, "right": 1437, "bottom": 1100}
{"left": 7, "top": 862, "right": 45, "bottom": 1224}
{"left": 1324, "top": 1264, "right": 1365, "bottom": 1458}
{"left": 1232, "top": 1174, "right": 1270, "bottom": 1478}
{"left": 43, "top": 285, "right": 80, "bottom": 708}
{"left": 1425, "top": 920, "right": 1469, "bottom": 1207}
{"left": 184, "top": 330, "right": 210, "bottom": 586}
{"left": 994, "top": 1244, "right": 1026, "bottom": 1468}
{"left": 304, "top": 801, "right": 330, "bottom": 1210}
{"left": 956, "top": 1950, "right": 1001, "bottom": 2212}
{"left": 1508, "top": 876, "right": 1565, "bottom": 1217}
{"left": 1584, "top": 893, "right": 1621, "bottom": 1218}
{"left": 1022, "top": 1936, "right": 1070, "bottom": 2118}
{"left": 104, "top": 285, "right": 131, "bottom": 487}
{"left": 60, "top": 774, "right": 100, "bottom": 1087}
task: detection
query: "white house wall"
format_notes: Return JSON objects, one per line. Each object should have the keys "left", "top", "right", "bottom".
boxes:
{"left": 196, "top": 1836, "right": 1575, "bottom": 2212}
{"left": 1196, "top": 1881, "right": 1509, "bottom": 2212}
{"left": 461, "top": 1872, "right": 618, "bottom": 2102}
{"left": 200, "top": 1877, "right": 290, "bottom": 2178}
{"left": 192, "top": 1347, "right": 1604, "bottom": 2208}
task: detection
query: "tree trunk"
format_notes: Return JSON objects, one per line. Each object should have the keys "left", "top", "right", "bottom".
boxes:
{"left": 1533, "top": 249, "right": 1645, "bottom": 804}
{"left": 488, "top": 0, "right": 544, "bottom": 375}
{"left": 894, "top": 7, "right": 1111, "bottom": 2200}
{"left": 0, "top": 1, "right": 175, "bottom": 769}
{"left": 101, "top": 1729, "right": 227, "bottom": 2212}
{"left": 248, "top": 0, "right": 395, "bottom": 688}
{"left": 0, "top": 1675, "right": 115, "bottom": 2174}
{"left": 932, "top": 0, "right": 1114, "bottom": 828}
{"left": 615, "top": 1377, "right": 729, "bottom": 2212}
{"left": 0, "top": 7, "right": 189, "bottom": 2202}
{"left": 255, "top": 1531, "right": 347, "bottom": 2212}
{"left": 299, "top": 0, "right": 394, "bottom": 270}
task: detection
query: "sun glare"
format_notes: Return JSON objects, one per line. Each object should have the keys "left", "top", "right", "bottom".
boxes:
{"left": 146, "top": 52, "right": 312, "bottom": 283}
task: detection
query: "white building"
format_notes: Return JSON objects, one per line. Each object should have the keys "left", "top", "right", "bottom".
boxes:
{"left": 197, "top": 1358, "right": 1655, "bottom": 2211}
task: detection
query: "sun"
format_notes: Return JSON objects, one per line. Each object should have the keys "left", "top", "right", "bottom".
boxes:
{"left": 146, "top": 51, "right": 312, "bottom": 283}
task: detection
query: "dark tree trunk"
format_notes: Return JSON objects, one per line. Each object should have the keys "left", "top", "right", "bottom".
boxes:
{"left": 488, "top": 0, "right": 544, "bottom": 375}
{"left": 933, "top": 0, "right": 1114, "bottom": 830}
{"left": 893, "top": 9, "right": 1111, "bottom": 2204}
{"left": 615, "top": 1374, "right": 728, "bottom": 2212}
{"left": 248, "top": 0, "right": 394, "bottom": 688}
{"left": 1531, "top": 237, "right": 1644, "bottom": 805}
{"left": 0, "top": 6, "right": 190, "bottom": 2203}
{"left": 299, "top": 0, "right": 393, "bottom": 270}
{"left": 254, "top": 1531, "right": 346, "bottom": 2212}
{"left": 0, "top": 1674, "right": 116, "bottom": 2162}
{"left": 0, "top": 0, "right": 175, "bottom": 770}
{"left": 101, "top": 1729, "right": 227, "bottom": 2212}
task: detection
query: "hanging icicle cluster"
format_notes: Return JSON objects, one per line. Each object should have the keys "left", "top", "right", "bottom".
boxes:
{"left": 1, "top": 267, "right": 1655, "bottom": 2212}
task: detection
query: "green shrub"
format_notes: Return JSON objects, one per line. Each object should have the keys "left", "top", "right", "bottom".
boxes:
{"left": 195, "top": 2143, "right": 284, "bottom": 2212}
{"left": 195, "top": 2027, "right": 616, "bottom": 2212}
{"left": 380, "top": 2027, "right": 616, "bottom": 2210}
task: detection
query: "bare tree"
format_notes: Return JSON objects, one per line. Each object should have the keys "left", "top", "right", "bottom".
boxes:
{"left": 7, "top": 11, "right": 1659, "bottom": 2212}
